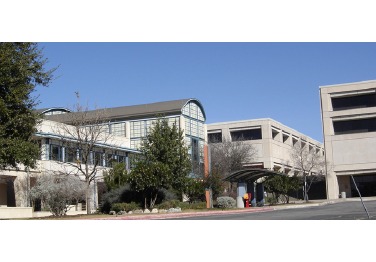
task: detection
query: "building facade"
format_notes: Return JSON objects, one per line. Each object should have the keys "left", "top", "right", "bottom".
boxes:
{"left": 320, "top": 80, "right": 376, "bottom": 199}
{"left": 0, "top": 98, "right": 208, "bottom": 218}
{"left": 207, "top": 118, "right": 324, "bottom": 174}
{"left": 207, "top": 118, "right": 325, "bottom": 203}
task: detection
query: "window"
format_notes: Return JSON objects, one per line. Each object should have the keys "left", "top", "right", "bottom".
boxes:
{"left": 65, "top": 148, "right": 78, "bottom": 163}
{"left": 93, "top": 151, "right": 103, "bottom": 166}
{"left": 185, "top": 119, "right": 191, "bottom": 136}
{"left": 230, "top": 128, "right": 262, "bottom": 141}
{"left": 130, "top": 121, "right": 141, "bottom": 138}
{"left": 168, "top": 117, "right": 179, "bottom": 128}
{"left": 35, "top": 140, "right": 42, "bottom": 160}
{"left": 332, "top": 93, "right": 376, "bottom": 111}
{"left": 198, "top": 122, "right": 204, "bottom": 139}
{"left": 50, "top": 144, "right": 62, "bottom": 161}
{"left": 111, "top": 122, "right": 126, "bottom": 137}
{"left": 191, "top": 138, "right": 199, "bottom": 161}
{"left": 190, "top": 103, "right": 198, "bottom": 119}
{"left": 333, "top": 117, "right": 376, "bottom": 135}
{"left": 191, "top": 120, "right": 198, "bottom": 137}
{"left": 182, "top": 101, "right": 205, "bottom": 121}
{"left": 130, "top": 139, "right": 142, "bottom": 149}
{"left": 208, "top": 132, "right": 222, "bottom": 143}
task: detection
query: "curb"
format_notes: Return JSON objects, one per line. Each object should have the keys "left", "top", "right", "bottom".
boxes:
{"left": 95, "top": 207, "right": 275, "bottom": 220}
{"left": 91, "top": 198, "right": 376, "bottom": 220}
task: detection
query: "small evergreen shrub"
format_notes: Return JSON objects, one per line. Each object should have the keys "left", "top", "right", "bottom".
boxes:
{"left": 157, "top": 200, "right": 181, "bottom": 210}
{"left": 111, "top": 202, "right": 140, "bottom": 213}
{"left": 176, "top": 202, "right": 191, "bottom": 210}
{"left": 266, "top": 196, "right": 278, "bottom": 206}
{"left": 216, "top": 196, "right": 236, "bottom": 209}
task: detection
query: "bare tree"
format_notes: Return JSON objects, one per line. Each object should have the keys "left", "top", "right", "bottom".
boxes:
{"left": 51, "top": 99, "right": 112, "bottom": 214}
{"left": 29, "top": 172, "right": 86, "bottom": 216}
{"left": 209, "top": 137, "right": 257, "bottom": 196}
{"left": 290, "top": 140, "right": 326, "bottom": 202}
{"left": 210, "top": 137, "right": 257, "bottom": 176}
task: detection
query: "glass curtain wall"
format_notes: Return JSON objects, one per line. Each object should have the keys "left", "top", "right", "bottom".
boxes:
{"left": 182, "top": 101, "right": 206, "bottom": 176}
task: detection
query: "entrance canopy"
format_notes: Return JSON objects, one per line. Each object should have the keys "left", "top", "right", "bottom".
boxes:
{"left": 223, "top": 168, "right": 282, "bottom": 183}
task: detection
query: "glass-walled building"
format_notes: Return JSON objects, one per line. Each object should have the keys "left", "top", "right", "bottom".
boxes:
{"left": 44, "top": 98, "right": 208, "bottom": 175}
{"left": 0, "top": 98, "right": 208, "bottom": 217}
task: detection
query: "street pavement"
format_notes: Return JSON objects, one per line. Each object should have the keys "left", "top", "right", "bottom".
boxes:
{"left": 95, "top": 196, "right": 376, "bottom": 220}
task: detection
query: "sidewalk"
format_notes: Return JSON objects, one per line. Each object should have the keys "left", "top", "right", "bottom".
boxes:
{"left": 95, "top": 196, "right": 376, "bottom": 220}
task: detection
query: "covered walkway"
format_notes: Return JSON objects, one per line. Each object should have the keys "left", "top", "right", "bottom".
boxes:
{"left": 224, "top": 168, "right": 282, "bottom": 208}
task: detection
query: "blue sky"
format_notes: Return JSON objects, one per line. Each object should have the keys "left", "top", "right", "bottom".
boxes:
{"left": 5, "top": 1, "right": 376, "bottom": 259}
{"left": 36, "top": 42, "right": 376, "bottom": 142}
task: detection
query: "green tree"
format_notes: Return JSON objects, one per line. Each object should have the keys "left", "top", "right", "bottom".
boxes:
{"left": 203, "top": 171, "right": 225, "bottom": 200}
{"left": 127, "top": 117, "right": 192, "bottom": 209}
{"left": 103, "top": 162, "right": 128, "bottom": 191}
{"left": 127, "top": 161, "right": 172, "bottom": 209}
{"left": 185, "top": 178, "right": 206, "bottom": 203}
{"left": 0, "top": 42, "right": 55, "bottom": 169}
{"left": 263, "top": 174, "right": 301, "bottom": 204}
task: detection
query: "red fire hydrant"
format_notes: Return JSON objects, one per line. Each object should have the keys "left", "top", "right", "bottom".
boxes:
{"left": 243, "top": 193, "right": 250, "bottom": 208}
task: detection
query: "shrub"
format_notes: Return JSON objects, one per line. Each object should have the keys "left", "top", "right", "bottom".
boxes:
{"left": 176, "top": 201, "right": 191, "bottom": 210}
{"left": 111, "top": 202, "right": 141, "bottom": 213}
{"left": 266, "top": 196, "right": 278, "bottom": 206}
{"left": 157, "top": 200, "right": 181, "bottom": 210}
{"left": 216, "top": 196, "right": 236, "bottom": 209}
{"left": 100, "top": 184, "right": 171, "bottom": 213}
{"left": 111, "top": 203, "right": 126, "bottom": 213}
{"left": 30, "top": 174, "right": 86, "bottom": 217}
{"left": 189, "top": 202, "right": 207, "bottom": 209}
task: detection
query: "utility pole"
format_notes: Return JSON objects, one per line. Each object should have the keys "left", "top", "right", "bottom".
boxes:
{"left": 351, "top": 175, "right": 370, "bottom": 219}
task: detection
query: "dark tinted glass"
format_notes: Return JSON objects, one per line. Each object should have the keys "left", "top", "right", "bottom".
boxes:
{"left": 332, "top": 93, "right": 376, "bottom": 111}
{"left": 230, "top": 128, "right": 262, "bottom": 141}
{"left": 208, "top": 133, "right": 222, "bottom": 143}
{"left": 333, "top": 118, "right": 376, "bottom": 135}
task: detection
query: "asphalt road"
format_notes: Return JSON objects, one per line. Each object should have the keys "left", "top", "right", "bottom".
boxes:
{"left": 170, "top": 200, "right": 376, "bottom": 220}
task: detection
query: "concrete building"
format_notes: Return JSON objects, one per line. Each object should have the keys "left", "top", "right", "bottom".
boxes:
{"left": 207, "top": 118, "right": 325, "bottom": 204}
{"left": 320, "top": 80, "right": 376, "bottom": 199}
{"left": 0, "top": 98, "right": 208, "bottom": 218}
{"left": 207, "top": 118, "right": 324, "bottom": 173}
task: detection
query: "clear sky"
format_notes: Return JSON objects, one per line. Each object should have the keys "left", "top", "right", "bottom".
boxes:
{"left": 36, "top": 42, "right": 376, "bottom": 142}
{"left": 4, "top": 1, "right": 376, "bottom": 260}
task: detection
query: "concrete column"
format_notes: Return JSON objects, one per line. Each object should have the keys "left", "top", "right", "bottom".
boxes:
{"left": 61, "top": 147, "right": 65, "bottom": 162}
{"left": 237, "top": 182, "right": 246, "bottom": 208}
{"left": 125, "top": 152, "right": 130, "bottom": 171}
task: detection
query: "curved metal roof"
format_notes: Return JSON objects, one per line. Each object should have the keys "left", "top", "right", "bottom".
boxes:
{"left": 43, "top": 98, "right": 206, "bottom": 123}
{"left": 35, "top": 107, "right": 71, "bottom": 114}
{"left": 223, "top": 168, "right": 282, "bottom": 183}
